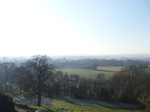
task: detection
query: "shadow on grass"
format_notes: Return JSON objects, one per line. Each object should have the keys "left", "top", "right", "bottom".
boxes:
{"left": 53, "top": 98, "right": 114, "bottom": 109}
{"left": 53, "top": 98, "right": 142, "bottom": 110}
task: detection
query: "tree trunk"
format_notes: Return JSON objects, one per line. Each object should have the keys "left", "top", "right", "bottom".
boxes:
{"left": 37, "top": 92, "right": 41, "bottom": 106}
{"left": 4, "top": 81, "right": 7, "bottom": 93}
{"left": 63, "top": 85, "right": 66, "bottom": 97}
{"left": 9, "top": 77, "right": 13, "bottom": 93}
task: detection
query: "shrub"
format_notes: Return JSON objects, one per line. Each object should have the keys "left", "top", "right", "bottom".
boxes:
{"left": 0, "top": 93, "right": 17, "bottom": 112}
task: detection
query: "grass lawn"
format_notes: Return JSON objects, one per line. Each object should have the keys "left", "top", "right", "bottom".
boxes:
{"left": 14, "top": 96, "right": 141, "bottom": 112}
{"left": 52, "top": 99, "right": 141, "bottom": 112}
{"left": 59, "top": 68, "right": 114, "bottom": 79}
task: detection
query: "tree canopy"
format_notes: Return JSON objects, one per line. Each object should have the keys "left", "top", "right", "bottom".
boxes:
{"left": 17, "top": 55, "right": 55, "bottom": 106}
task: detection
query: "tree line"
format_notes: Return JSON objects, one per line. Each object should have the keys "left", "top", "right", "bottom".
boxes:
{"left": 51, "top": 58, "right": 149, "bottom": 69}
{"left": 0, "top": 55, "right": 150, "bottom": 111}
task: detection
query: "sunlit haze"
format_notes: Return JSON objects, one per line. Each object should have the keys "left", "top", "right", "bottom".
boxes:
{"left": 0, "top": 0, "right": 150, "bottom": 56}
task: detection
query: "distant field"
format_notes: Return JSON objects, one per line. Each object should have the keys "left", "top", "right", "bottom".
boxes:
{"left": 147, "top": 67, "right": 150, "bottom": 72}
{"left": 97, "top": 66, "right": 123, "bottom": 72}
{"left": 59, "top": 68, "right": 115, "bottom": 79}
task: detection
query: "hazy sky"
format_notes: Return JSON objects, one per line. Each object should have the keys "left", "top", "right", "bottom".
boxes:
{"left": 0, "top": 0, "right": 150, "bottom": 56}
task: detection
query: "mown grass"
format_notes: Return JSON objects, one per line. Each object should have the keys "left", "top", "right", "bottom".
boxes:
{"left": 97, "top": 66, "right": 123, "bottom": 72}
{"left": 59, "top": 68, "right": 114, "bottom": 79}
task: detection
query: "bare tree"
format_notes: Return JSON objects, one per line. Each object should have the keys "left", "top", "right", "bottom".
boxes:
{"left": 18, "top": 55, "right": 55, "bottom": 106}
{"left": 0, "top": 62, "right": 16, "bottom": 93}
{"left": 15, "top": 66, "right": 31, "bottom": 93}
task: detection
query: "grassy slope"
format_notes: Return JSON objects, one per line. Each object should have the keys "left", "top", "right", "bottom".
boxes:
{"left": 59, "top": 68, "right": 114, "bottom": 79}
{"left": 53, "top": 99, "right": 141, "bottom": 112}
{"left": 14, "top": 95, "right": 141, "bottom": 112}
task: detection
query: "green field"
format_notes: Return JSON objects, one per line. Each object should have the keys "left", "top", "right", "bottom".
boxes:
{"left": 14, "top": 96, "right": 141, "bottom": 112}
{"left": 97, "top": 66, "right": 123, "bottom": 72}
{"left": 52, "top": 99, "right": 141, "bottom": 112}
{"left": 59, "top": 68, "right": 115, "bottom": 79}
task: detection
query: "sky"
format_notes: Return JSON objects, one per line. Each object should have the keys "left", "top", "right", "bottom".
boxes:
{"left": 0, "top": 0, "right": 150, "bottom": 56}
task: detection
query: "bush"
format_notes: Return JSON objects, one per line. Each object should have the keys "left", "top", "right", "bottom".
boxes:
{"left": 0, "top": 93, "right": 17, "bottom": 112}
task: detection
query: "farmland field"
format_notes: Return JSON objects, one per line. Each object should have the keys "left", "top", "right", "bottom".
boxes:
{"left": 59, "top": 68, "right": 115, "bottom": 79}
{"left": 97, "top": 66, "right": 123, "bottom": 72}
